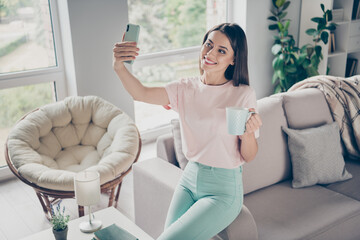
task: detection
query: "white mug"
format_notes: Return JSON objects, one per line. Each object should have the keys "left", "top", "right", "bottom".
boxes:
{"left": 226, "top": 107, "right": 255, "bottom": 135}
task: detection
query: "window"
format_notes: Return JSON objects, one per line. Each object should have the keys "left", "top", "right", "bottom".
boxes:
{"left": 0, "top": 0, "right": 57, "bottom": 73}
{"left": 0, "top": 83, "right": 56, "bottom": 168}
{"left": 128, "top": 0, "right": 227, "bottom": 132}
{"left": 0, "top": 0, "right": 65, "bottom": 169}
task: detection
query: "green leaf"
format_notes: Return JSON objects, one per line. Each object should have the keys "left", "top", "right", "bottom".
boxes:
{"left": 290, "top": 52, "right": 299, "bottom": 58}
{"left": 277, "top": 22, "right": 284, "bottom": 31}
{"left": 305, "top": 66, "right": 319, "bottom": 77}
{"left": 293, "top": 46, "right": 300, "bottom": 52}
{"left": 317, "top": 23, "right": 326, "bottom": 31}
{"left": 311, "top": 54, "right": 321, "bottom": 69}
{"left": 274, "top": 84, "right": 282, "bottom": 93}
{"left": 272, "top": 71, "right": 279, "bottom": 84}
{"left": 278, "top": 11, "right": 287, "bottom": 19}
{"left": 289, "top": 53, "right": 297, "bottom": 63}
{"left": 272, "top": 44, "right": 282, "bottom": 55}
{"left": 267, "top": 16, "right": 278, "bottom": 21}
{"left": 284, "top": 20, "right": 290, "bottom": 30}
{"left": 273, "top": 35, "right": 280, "bottom": 40}
{"left": 321, "top": 4, "right": 325, "bottom": 12}
{"left": 276, "top": 0, "right": 286, "bottom": 8}
{"left": 315, "top": 45, "right": 322, "bottom": 56}
{"left": 326, "top": 24, "right": 336, "bottom": 31}
{"left": 280, "top": 77, "right": 288, "bottom": 90}
{"left": 272, "top": 55, "right": 284, "bottom": 70}
{"left": 300, "top": 44, "right": 311, "bottom": 53}
{"left": 311, "top": 17, "right": 325, "bottom": 25}
{"left": 284, "top": 53, "right": 291, "bottom": 63}
{"left": 280, "top": 38, "right": 290, "bottom": 43}
{"left": 297, "top": 53, "right": 307, "bottom": 65}
{"left": 326, "top": 10, "right": 333, "bottom": 21}
{"left": 307, "top": 47, "right": 314, "bottom": 56}
{"left": 320, "top": 31, "right": 329, "bottom": 44}
{"left": 278, "top": 70, "right": 285, "bottom": 79}
{"left": 272, "top": 57, "right": 278, "bottom": 69}
{"left": 303, "top": 58, "right": 311, "bottom": 68}
{"left": 285, "top": 64, "right": 297, "bottom": 73}
{"left": 272, "top": 0, "right": 277, "bottom": 8}
{"left": 306, "top": 28, "right": 317, "bottom": 36}
{"left": 289, "top": 38, "right": 296, "bottom": 47}
{"left": 282, "top": 1, "right": 290, "bottom": 11}
{"left": 269, "top": 24, "right": 279, "bottom": 30}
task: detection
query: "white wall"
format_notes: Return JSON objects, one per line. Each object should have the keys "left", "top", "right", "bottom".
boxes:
{"left": 57, "top": 0, "right": 135, "bottom": 119}
{"left": 233, "top": 0, "right": 302, "bottom": 98}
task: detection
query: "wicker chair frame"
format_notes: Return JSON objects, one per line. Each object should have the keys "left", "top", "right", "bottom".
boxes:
{"left": 5, "top": 109, "right": 141, "bottom": 220}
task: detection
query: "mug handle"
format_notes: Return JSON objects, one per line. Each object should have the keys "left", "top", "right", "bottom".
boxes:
{"left": 246, "top": 111, "right": 256, "bottom": 120}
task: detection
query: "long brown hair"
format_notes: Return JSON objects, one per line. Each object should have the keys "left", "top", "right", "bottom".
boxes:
{"left": 199, "top": 23, "right": 249, "bottom": 86}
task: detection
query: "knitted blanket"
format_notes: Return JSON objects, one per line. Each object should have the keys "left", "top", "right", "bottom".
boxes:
{"left": 288, "top": 75, "right": 360, "bottom": 160}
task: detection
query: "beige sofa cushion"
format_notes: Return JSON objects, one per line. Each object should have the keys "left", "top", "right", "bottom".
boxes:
{"left": 243, "top": 95, "right": 290, "bottom": 195}
{"left": 7, "top": 96, "right": 139, "bottom": 191}
{"left": 282, "top": 88, "right": 334, "bottom": 129}
{"left": 244, "top": 181, "right": 360, "bottom": 240}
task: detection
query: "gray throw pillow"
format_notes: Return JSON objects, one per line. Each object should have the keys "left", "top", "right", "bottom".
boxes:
{"left": 171, "top": 119, "right": 189, "bottom": 169}
{"left": 282, "top": 122, "right": 352, "bottom": 188}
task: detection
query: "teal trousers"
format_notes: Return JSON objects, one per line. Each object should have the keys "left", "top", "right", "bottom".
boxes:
{"left": 157, "top": 161, "right": 243, "bottom": 240}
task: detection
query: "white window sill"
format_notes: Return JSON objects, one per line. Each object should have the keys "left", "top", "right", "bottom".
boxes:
{"left": 0, "top": 167, "right": 15, "bottom": 182}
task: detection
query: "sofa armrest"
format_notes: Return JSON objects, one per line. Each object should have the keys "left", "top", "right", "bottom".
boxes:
{"left": 156, "top": 132, "right": 178, "bottom": 167}
{"left": 218, "top": 205, "right": 258, "bottom": 240}
{"left": 133, "top": 158, "right": 258, "bottom": 240}
{"left": 133, "top": 157, "right": 183, "bottom": 238}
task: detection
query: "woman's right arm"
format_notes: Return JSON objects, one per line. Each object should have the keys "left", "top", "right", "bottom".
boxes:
{"left": 112, "top": 41, "right": 170, "bottom": 106}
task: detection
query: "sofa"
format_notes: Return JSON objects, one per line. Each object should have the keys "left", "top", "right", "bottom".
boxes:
{"left": 133, "top": 88, "right": 360, "bottom": 240}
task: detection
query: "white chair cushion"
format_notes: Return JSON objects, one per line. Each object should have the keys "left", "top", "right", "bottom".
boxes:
{"left": 7, "top": 96, "right": 139, "bottom": 191}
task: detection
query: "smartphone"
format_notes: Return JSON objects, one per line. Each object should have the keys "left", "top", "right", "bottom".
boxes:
{"left": 124, "top": 23, "right": 140, "bottom": 64}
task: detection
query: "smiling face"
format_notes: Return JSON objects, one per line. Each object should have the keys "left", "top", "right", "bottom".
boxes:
{"left": 200, "top": 30, "right": 235, "bottom": 76}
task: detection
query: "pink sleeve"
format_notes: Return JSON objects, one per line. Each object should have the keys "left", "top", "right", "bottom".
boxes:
{"left": 246, "top": 88, "right": 260, "bottom": 139}
{"left": 165, "top": 81, "right": 180, "bottom": 112}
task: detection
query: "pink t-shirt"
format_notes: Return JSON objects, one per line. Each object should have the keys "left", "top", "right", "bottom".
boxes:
{"left": 165, "top": 77, "right": 259, "bottom": 169}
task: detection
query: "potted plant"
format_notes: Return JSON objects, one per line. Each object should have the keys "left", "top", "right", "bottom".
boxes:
{"left": 268, "top": 0, "right": 336, "bottom": 93}
{"left": 50, "top": 201, "right": 70, "bottom": 240}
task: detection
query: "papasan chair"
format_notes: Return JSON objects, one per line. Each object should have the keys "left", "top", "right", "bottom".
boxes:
{"left": 5, "top": 96, "right": 141, "bottom": 219}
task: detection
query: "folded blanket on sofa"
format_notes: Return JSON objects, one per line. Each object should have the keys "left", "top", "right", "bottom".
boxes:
{"left": 288, "top": 75, "right": 360, "bottom": 160}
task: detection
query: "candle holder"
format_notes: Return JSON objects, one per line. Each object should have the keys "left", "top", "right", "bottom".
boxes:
{"left": 74, "top": 171, "right": 102, "bottom": 233}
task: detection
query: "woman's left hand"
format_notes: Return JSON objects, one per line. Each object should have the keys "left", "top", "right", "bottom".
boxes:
{"left": 241, "top": 108, "right": 262, "bottom": 138}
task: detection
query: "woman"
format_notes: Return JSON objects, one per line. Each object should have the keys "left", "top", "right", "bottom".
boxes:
{"left": 113, "top": 23, "right": 262, "bottom": 240}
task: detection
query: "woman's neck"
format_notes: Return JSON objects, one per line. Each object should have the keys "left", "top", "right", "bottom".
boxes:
{"left": 201, "top": 72, "right": 228, "bottom": 86}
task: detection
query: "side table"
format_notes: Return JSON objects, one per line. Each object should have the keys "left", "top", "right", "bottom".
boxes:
{"left": 21, "top": 207, "right": 154, "bottom": 240}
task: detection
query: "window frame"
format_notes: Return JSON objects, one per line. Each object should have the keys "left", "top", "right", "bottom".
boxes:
{"left": 133, "top": 46, "right": 201, "bottom": 69}
{"left": 0, "top": 0, "right": 67, "bottom": 99}
{"left": 0, "top": 0, "right": 67, "bottom": 178}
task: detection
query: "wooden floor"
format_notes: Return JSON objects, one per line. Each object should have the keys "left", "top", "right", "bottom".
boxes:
{"left": 0, "top": 142, "right": 156, "bottom": 240}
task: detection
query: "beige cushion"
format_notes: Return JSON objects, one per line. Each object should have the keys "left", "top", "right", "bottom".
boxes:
{"left": 170, "top": 119, "right": 188, "bottom": 169}
{"left": 282, "top": 88, "right": 334, "bottom": 129}
{"left": 7, "top": 96, "right": 139, "bottom": 191}
{"left": 282, "top": 122, "right": 352, "bottom": 188}
{"left": 243, "top": 95, "right": 290, "bottom": 195}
